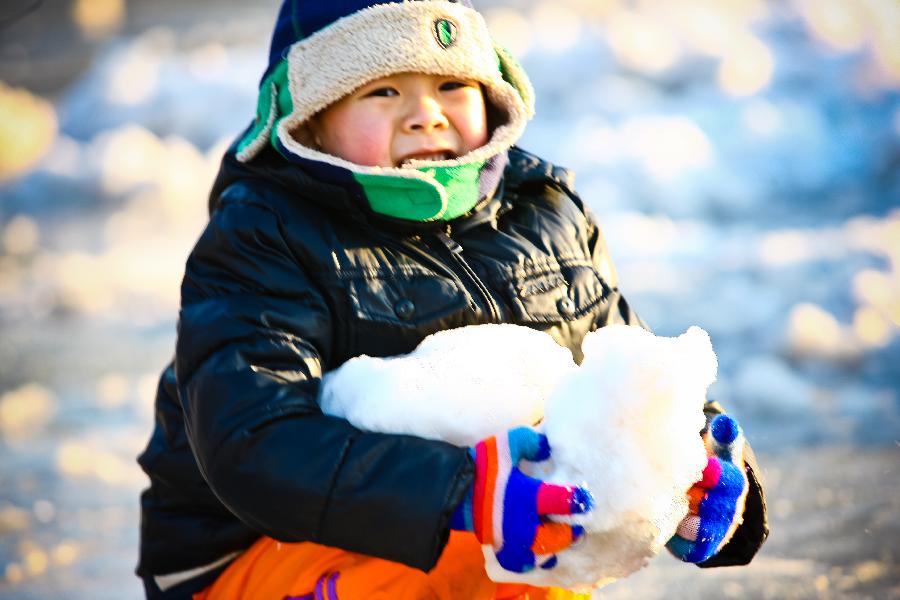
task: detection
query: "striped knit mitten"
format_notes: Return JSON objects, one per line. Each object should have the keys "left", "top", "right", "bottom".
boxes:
{"left": 667, "top": 414, "right": 749, "bottom": 563}
{"left": 450, "top": 426, "right": 593, "bottom": 573}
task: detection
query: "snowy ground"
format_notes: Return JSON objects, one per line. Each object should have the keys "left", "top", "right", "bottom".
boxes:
{"left": 1, "top": 0, "right": 899, "bottom": 598}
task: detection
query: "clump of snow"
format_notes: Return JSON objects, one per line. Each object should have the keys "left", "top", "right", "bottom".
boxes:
{"left": 497, "top": 325, "right": 712, "bottom": 588}
{"left": 320, "top": 323, "right": 714, "bottom": 590}
{"left": 320, "top": 324, "right": 575, "bottom": 446}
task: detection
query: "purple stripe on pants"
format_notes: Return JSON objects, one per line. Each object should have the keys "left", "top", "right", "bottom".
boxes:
{"left": 326, "top": 572, "right": 340, "bottom": 599}
{"left": 281, "top": 570, "right": 340, "bottom": 600}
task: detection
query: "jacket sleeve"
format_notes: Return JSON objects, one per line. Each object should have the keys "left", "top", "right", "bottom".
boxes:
{"left": 174, "top": 194, "right": 473, "bottom": 571}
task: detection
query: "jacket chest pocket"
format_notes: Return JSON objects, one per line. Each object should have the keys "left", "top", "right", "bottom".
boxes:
{"left": 502, "top": 263, "right": 610, "bottom": 324}
{"left": 343, "top": 273, "right": 470, "bottom": 357}
{"left": 496, "top": 263, "right": 610, "bottom": 363}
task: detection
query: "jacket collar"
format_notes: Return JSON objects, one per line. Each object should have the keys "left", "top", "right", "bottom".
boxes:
{"left": 209, "top": 139, "right": 510, "bottom": 235}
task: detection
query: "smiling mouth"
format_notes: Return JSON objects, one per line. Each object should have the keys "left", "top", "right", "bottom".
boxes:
{"left": 398, "top": 151, "right": 456, "bottom": 167}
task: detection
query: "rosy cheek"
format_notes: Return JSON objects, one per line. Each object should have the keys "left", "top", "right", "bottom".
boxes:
{"left": 458, "top": 98, "right": 489, "bottom": 152}
{"left": 343, "top": 128, "right": 391, "bottom": 167}
{"left": 319, "top": 108, "right": 393, "bottom": 167}
{"left": 466, "top": 116, "right": 489, "bottom": 150}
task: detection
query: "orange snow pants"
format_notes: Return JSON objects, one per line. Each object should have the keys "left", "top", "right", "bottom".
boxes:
{"left": 194, "top": 531, "right": 587, "bottom": 600}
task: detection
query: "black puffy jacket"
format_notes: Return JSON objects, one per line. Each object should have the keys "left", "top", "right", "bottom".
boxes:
{"left": 136, "top": 145, "right": 767, "bottom": 596}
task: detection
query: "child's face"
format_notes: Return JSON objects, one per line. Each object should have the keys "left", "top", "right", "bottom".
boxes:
{"left": 308, "top": 72, "right": 489, "bottom": 168}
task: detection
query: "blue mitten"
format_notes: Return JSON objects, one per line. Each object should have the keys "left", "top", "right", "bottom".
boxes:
{"left": 667, "top": 414, "right": 749, "bottom": 563}
{"left": 450, "top": 426, "right": 593, "bottom": 572}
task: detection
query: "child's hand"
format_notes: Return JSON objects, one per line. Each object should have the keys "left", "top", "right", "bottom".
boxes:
{"left": 450, "top": 427, "right": 593, "bottom": 573}
{"left": 667, "top": 414, "right": 749, "bottom": 563}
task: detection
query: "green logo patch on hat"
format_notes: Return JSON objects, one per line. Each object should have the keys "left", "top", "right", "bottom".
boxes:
{"left": 434, "top": 18, "right": 457, "bottom": 49}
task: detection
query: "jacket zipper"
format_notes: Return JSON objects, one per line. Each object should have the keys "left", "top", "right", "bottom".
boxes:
{"left": 371, "top": 229, "right": 480, "bottom": 314}
{"left": 435, "top": 225, "right": 501, "bottom": 322}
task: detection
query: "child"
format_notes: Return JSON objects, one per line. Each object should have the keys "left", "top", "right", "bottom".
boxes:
{"left": 136, "top": 1, "right": 768, "bottom": 598}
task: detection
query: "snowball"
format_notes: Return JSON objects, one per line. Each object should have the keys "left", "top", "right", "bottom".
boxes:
{"left": 319, "top": 323, "right": 715, "bottom": 590}
{"left": 486, "top": 324, "right": 712, "bottom": 588}
{"left": 320, "top": 324, "right": 575, "bottom": 446}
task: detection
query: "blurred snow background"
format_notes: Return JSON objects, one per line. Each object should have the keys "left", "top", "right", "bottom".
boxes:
{"left": 0, "top": 0, "right": 898, "bottom": 598}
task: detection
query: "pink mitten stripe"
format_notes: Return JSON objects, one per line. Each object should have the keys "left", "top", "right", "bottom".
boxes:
{"left": 536, "top": 484, "right": 575, "bottom": 515}
{"left": 698, "top": 456, "right": 722, "bottom": 489}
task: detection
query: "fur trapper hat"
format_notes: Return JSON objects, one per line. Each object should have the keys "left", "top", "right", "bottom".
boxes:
{"left": 237, "top": 0, "right": 535, "bottom": 222}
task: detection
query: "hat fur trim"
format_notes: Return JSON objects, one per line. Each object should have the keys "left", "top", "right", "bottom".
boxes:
{"left": 240, "top": 1, "right": 534, "bottom": 187}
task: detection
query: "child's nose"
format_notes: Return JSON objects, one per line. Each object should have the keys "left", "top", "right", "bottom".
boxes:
{"left": 404, "top": 95, "right": 449, "bottom": 133}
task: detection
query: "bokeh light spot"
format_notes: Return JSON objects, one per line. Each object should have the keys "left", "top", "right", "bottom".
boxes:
{"left": 97, "top": 373, "right": 130, "bottom": 409}
{"left": 852, "top": 269, "right": 894, "bottom": 308}
{"left": 56, "top": 441, "right": 142, "bottom": 487}
{"left": 72, "top": 0, "right": 126, "bottom": 39}
{"left": 0, "top": 256, "right": 23, "bottom": 298}
{"left": 51, "top": 541, "right": 81, "bottom": 567}
{"left": 794, "top": 0, "right": 868, "bottom": 52}
{"left": 53, "top": 252, "right": 115, "bottom": 314}
{"left": 3, "top": 215, "right": 40, "bottom": 256}
{"left": 23, "top": 548, "right": 48, "bottom": 577}
{"left": 5, "top": 562, "right": 24, "bottom": 585}
{"left": 786, "top": 302, "right": 846, "bottom": 359}
{"left": 759, "top": 230, "right": 816, "bottom": 266}
{"left": 136, "top": 373, "right": 160, "bottom": 422}
{"left": 188, "top": 43, "right": 229, "bottom": 79}
{"left": 484, "top": 8, "right": 533, "bottom": 58}
{"left": 105, "top": 29, "right": 174, "bottom": 106}
{"left": 0, "top": 84, "right": 57, "bottom": 182}
{"left": 717, "top": 34, "right": 775, "bottom": 96}
{"left": 620, "top": 115, "right": 714, "bottom": 180}
{"left": 0, "top": 383, "right": 57, "bottom": 442}
{"left": 32, "top": 500, "right": 55, "bottom": 524}
{"left": 664, "top": 4, "right": 743, "bottom": 58}
{"left": 96, "top": 125, "right": 166, "bottom": 195}
{"left": 606, "top": 10, "right": 682, "bottom": 74}
{"left": 742, "top": 99, "right": 783, "bottom": 137}
{"left": 57, "top": 442, "right": 93, "bottom": 478}
{"left": 872, "top": 22, "right": 900, "bottom": 83}
{"left": 531, "top": 2, "right": 582, "bottom": 53}
{"left": 0, "top": 504, "right": 30, "bottom": 533}
{"left": 854, "top": 306, "right": 891, "bottom": 348}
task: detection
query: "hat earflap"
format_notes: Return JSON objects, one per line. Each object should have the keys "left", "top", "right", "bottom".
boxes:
{"left": 236, "top": 60, "right": 293, "bottom": 162}
{"left": 495, "top": 44, "right": 535, "bottom": 121}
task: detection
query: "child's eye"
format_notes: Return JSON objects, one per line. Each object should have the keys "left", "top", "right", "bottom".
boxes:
{"left": 364, "top": 87, "right": 399, "bottom": 98}
{"left": 440, "top": 81, "right": 473, "bottom": 91}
